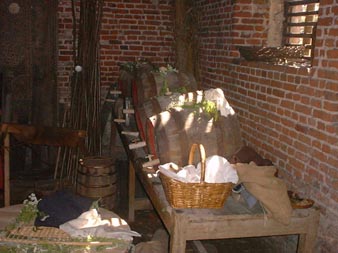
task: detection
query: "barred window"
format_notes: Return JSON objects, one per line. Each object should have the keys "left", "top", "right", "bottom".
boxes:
{"left": 283, "top": 0, "right": 320, "bottom": 62}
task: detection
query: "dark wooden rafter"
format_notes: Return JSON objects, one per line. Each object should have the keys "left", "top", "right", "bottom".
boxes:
{"left": 174, "top": 0, "right": 200, "bottom": 85}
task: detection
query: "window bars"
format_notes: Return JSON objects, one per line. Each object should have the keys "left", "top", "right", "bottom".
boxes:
{"left": 283, "top": 0, "right": 320, "bottom": 62}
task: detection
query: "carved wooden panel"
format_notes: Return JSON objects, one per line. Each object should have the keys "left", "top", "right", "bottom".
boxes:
{"left": 0, "top": 0, "right": 57, "bottom": 125}
{"left": 0, "top": 0, "right": 58, "bottom": 177}
{"left": 0, "top": 0, "right": 32, "bottom": 123}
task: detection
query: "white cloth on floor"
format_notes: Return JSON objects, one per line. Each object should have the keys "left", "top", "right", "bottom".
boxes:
{"left": 66, "top": 208, "right": 110, "bottom": 229}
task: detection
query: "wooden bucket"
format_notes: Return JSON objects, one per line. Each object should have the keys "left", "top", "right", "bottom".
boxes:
{"left": 147, "top": 107, "right": 243, "bottom": 166}
{"left": 76, "top": 156, "right": 117, "bottom": 210}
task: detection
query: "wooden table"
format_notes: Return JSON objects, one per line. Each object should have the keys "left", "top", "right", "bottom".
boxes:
{"left": 133, "top": 163, "right": 320, "bottom": 253}
{"left": 113, "top": 107, "right": 320, "bottom": 253}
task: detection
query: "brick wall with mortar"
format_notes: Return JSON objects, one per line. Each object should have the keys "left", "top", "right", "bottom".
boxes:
{"left": 56, "top": 0, "right": 337, "bottom": 251}
{"left": 57, "top": 0, "right": 175, "bottom": 104}
{"left": 196, "top": 0, "right": 337, "bottom": 252}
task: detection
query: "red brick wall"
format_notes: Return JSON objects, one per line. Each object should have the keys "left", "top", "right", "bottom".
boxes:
{"left": 57, "top": 0, "right": 175, "bottom": 103}
{"left": 196, "top": 0, "right": 338, "bottom": 251}
{"left": 57, "top": 0, "right": 78, "bottom": 104}
{"left": 56, "top": 0, "right": 337, "bottom": 251}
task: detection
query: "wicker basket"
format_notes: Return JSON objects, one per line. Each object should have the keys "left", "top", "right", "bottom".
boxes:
{"left": 159, "top": 143, "right": 233, "bottom": 209}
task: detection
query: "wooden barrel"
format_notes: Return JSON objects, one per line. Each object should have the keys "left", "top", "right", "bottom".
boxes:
{"left": 135, "top": 95, "right": 177, "bottom": 141}
{"left": 153, "top": 71, "right": 198, "bottom": 93}
{"left": 135, "top": 90, "right": 204, "bottom": 142}
{"left": 132, "top": 69, "right": 158, "bottom": 107}
{"left": 147, "top": 107, "right": 243, "bottom": 166}
{"left": 134, "top": 90, "right": 209, "bottom": 157}
{"left": 76, "top": 157, "right": 117, "bottom": 210}
{"left": 118, "top": 69, "right": 135, "bottom": 98}
{"left": 132, "top": 69, "right": 198, "bottom": 107}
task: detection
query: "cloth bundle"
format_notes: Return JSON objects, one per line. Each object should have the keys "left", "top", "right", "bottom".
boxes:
{"left": 159, "top": 155, "right": 238, "bottom": 184}
{"left": 35, "top": 190, "right": 94, "bottom": 227}
{"left": 59, "top": 209, "right": 140, "bottom": 240}
{"left": 234, "top": 162, "right": 292, "bottom": 225}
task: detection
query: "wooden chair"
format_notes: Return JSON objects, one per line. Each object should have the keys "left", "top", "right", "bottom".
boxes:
{"left": 1, "top": 123, "right": 87, "bottom": 206}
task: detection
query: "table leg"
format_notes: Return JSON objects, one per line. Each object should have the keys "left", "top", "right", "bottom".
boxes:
{"left": 128, "top": 161, "right": 136, "bottom": 222}
{"left": 170, "top": 212, "right": 187, "bottom": 253}
{"left": 297, "top": 209, "right": 320, "bottom": 253}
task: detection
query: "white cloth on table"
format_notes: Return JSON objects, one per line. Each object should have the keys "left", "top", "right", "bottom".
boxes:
{"left": 158, "top": 155, "right": 238, "bottom": 184}
{"left": 59, "top": 208, "right": 140, "bottom": 240}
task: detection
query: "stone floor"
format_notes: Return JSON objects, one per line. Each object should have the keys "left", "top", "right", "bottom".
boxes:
{"left": 1, "top": 159, "right": 298, "bottom": 253}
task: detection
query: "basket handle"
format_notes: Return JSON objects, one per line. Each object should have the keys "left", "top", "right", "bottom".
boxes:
{"left": 188, "top": 143, "right": 207, "bottom": 182}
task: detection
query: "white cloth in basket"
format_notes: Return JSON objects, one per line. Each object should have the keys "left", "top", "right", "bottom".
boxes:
{"left": 197, "top": 155, "right": 238, "bottom": 184}
{"left": 159, "top": 155, "right": 238, "bottom": 184}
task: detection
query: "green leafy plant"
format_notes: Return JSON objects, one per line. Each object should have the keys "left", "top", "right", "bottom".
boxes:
{"left": 6, "top": 193, "right": 47, "bottom": 231}
{"left": 178, "top": 98, "right": 219, "bottom": 120}
{"left": 156, "top": 64, "right": 178, "bottom": 95}
{"left": 201, "top": 99, "right": 219, "bottom": 121}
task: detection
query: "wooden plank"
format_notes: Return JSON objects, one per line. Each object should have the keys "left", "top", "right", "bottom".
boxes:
{"left": 128, "top": 141, "right": 146, "bottom": 150}
{"left": 100, "top": 84, "right": 116, "bottom": 134}
{"left": 134, "top": 197, "right": 153, "bottom": 211}
{"left": 128, "top": 161, "right": 136, "bottom": 222}
{"left": 4, "top": 132, "right": 10, "bottom": 207}
{"left": 192, "top": 241, "right": 208, "bottom": 253}
{"left": 0, "top": 123, "right": 86, "bottom": 148}
{"left": 121, "top": 131, "right": 139, "bottom": 137}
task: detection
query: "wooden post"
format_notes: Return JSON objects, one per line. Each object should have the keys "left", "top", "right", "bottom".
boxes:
{"left": 174, "top": 0, "right": 200, "bottom": 83}
{"left": 4, "top": 132, "right": 10, "bottom": 206}
{"left": 297, "top": 208, "right": 320, "bottom": 253}
{"left": 128, "top": 161, "right": 136, "bottom": 222}
{"left": 170, "top": 212, "right": 187, "bottom": 253}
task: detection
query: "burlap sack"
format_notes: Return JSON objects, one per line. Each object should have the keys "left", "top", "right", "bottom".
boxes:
{"left": 234, "top": 162, "right": 292, "bottom": 225}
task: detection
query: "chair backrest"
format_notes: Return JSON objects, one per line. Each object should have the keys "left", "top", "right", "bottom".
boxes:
{"left": 0, "top": 123, "right": 87, "bottom": 206}
{"left": 1, "top": 123, "right": 87, "bottom": 147}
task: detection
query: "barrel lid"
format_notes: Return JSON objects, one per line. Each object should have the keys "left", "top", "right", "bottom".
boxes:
{"left": 80, "top": 157, "right": 114, "bottom": 168}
